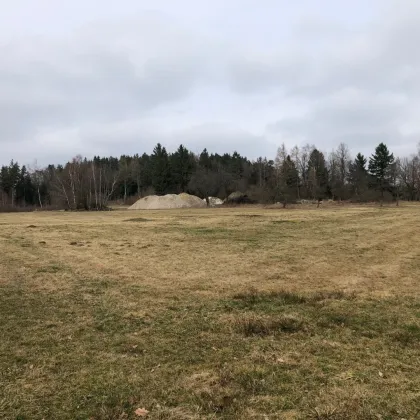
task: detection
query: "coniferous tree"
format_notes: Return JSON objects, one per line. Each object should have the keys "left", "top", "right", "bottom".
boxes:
{"left": 0, "top": 161, "right": 21, "bottom": 206}
{"left": 307, "top": 149, "right": 328, "bottom": 200}
{"left": 2, "top": 140, "right": 420, "bottom": 210}
{"left": 278, "top": 155, "right": 299, "bottom": 206}
{"left": 199, "top": 148, "right": 212, "bottom": 170}
{"left": 230, "top": 151, "right": 244, "bottom": 180}
{"left": 170, "top": 145, "right": 195, "bottom": 192}
{"left": 151, "top": 143, "right": 171, "bottom": 195}
{"left": 284, "top": 156, "right": 299, "bottom": 189}
{"left": 349, "top": 153, "right": 368, "bottom": 199}
{"left": 355, "top": 153, "right": 367, "bottom": 171}
{"left": 368, "top": 143, "right": 394, "bottom": 202}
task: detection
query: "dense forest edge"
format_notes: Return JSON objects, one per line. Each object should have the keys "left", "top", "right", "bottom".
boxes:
{"left": 1, "top": 141, "right": 419, "bottom": 211}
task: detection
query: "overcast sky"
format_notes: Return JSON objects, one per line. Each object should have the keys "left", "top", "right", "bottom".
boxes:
{"left": 1, "top": 0, "right": 419, "bottom": 166}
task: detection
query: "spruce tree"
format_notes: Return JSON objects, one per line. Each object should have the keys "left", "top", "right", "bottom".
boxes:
{"left": 278, "top": 155, "right": 300, "bottom": 206}
{"left": 355, "top": 153, "right": 367, "bottom": 171}
{"left": 368, "top": 143, "right": 394, "bottom": 202}
{"left": 151, "top": 143, "right": 171, "bottom": 195}
{"left": 171, "top": 144, "right": 195, "bottom": 192}
{"left": 199, "top": 148, "right": 212, "bottom": 170}
{"left": 349, "top": 153, "right": 368, "bottom": 198}
{"left": 307, "top": 149, "right": 328, "bottom": 199}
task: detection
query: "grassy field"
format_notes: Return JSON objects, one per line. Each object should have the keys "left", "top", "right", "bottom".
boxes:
{"left": 1, "top": 204, "right": 420, "bottom": 419}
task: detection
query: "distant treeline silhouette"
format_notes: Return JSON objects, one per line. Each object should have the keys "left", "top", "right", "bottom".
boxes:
{"left": 1, "top": 141, "right": 419, "bottom": 210}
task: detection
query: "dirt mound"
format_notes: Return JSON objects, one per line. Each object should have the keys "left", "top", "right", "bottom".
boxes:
{"left": 129, "top": 193, "right": 206, "bottom": 210}
{"left": 203, "top": 197, "right": 224, "bottom": 207}
{"left": 226, "top": 191, "right": 255, "bottom": 204}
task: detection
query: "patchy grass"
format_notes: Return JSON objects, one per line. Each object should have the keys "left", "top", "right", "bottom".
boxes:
{"left": 271, "top": 219, "right": 301, "bottom": 225}
{"left": 178, "top": 226, "right": 231, "bottom": 237}
{"left": 124, "top": 217, "right": 151, "bottom": 223}
{"left": 392, "top": 323, "right": 420, "bottom": 346}
{"left": 233, "top": 313, "right": 306, "bottom": 336}
{"left": 0, "top": 205, "right": 420, "bottom": 419}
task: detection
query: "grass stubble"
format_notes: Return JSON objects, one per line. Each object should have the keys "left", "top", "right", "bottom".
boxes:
{"left": 0, "top": 204, "right": 419, "bottom": 419}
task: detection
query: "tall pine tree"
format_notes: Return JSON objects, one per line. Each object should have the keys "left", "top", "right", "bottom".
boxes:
{"left": 349, "top": 153, "right": 368, "bottom": 199}
{"left": 278, "top": 155, "right": 299, "bottom": 206}
{"left": 199, "top": 149, "right": 212, "bottom": 170}
{"left": 368, "top": 143, "right": 394, "bottom": 203}
{"left": 170, "top": 145, "right": 195, "bottom": 192}
{"left": 151, "top": 143, "right": 171, "bottom": 195}
{"left": 307, "top": 149, "right": 328, "bottom": 200}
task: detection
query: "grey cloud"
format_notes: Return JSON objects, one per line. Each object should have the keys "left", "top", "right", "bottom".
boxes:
{"left": 0, "top": 8, "right": 220, "bottom": 144}
{"left": 268, "top": 89, "right": 416, "bottom": 156}
{"left": 167, "top": 123, "right": 277, "bottom": 159}
{"left": 1, "top": 0, "right": 420, "bottom": 166}
{"left": 228, "top": 53, "right": 308, "bottom": 95}
{"left": 241, "top": 1, "right": 420, "bottom": 158}
{"left": 21, "top": 121, "right": 276, "bottom": 167}
{"left": 228, "top": 1, "right": 420, "bottom": 97}
{"left": 0, "top": 46, "right": 202, "bottom": 141}
{"left": 0, "top": 10, "right": 233, "bottom": 164}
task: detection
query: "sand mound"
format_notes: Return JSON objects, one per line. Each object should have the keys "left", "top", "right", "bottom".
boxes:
{"left": 202, "top": 197, "right": 224, "bottom": 207}
{"left": 129, "top": 193, "right": 207, "bottom": 210}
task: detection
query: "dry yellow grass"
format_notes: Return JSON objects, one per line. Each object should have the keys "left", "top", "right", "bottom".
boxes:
{"left": 1, "top": 204, "right": 419, "bottom": 419}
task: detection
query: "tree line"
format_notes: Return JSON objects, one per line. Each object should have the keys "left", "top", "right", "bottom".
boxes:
{"left": 1, "top": 141, "right": 419, "bottom": 211}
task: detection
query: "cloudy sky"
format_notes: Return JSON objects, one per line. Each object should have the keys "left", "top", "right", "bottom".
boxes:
{"left": 1, "top": 0, "right": 419, "bottom": 166}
